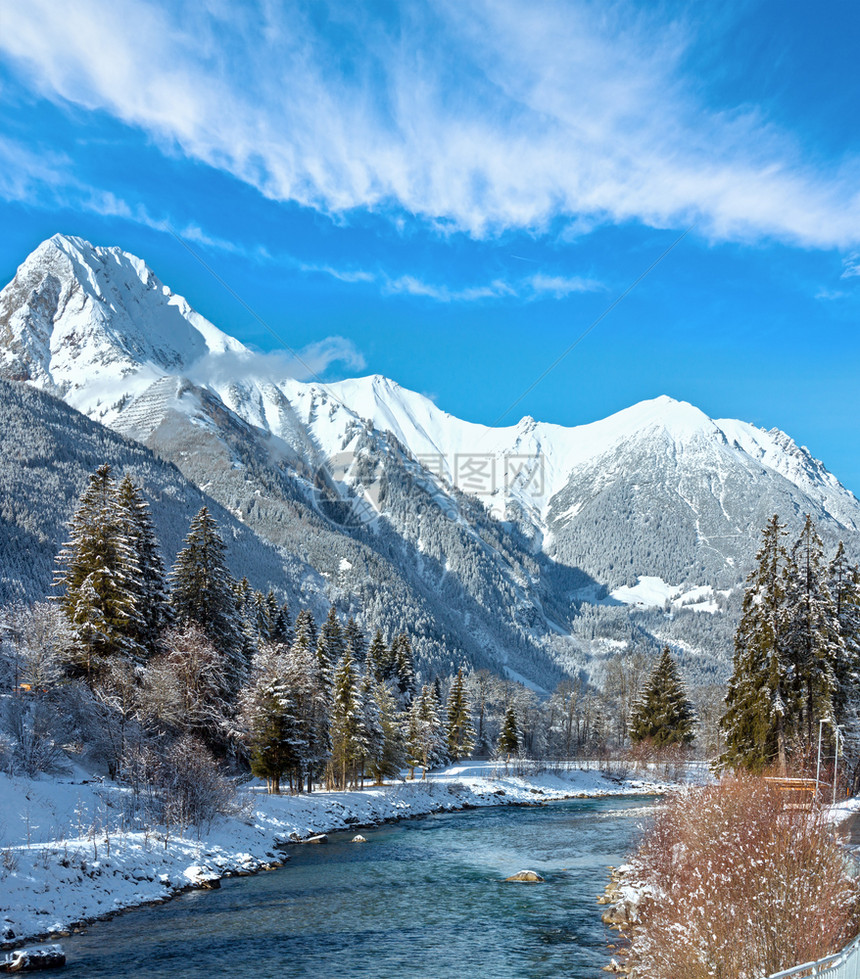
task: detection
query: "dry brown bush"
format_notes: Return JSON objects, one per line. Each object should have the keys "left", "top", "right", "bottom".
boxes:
{"left": 626, "top": 774, "right": 860, "bottom": 979}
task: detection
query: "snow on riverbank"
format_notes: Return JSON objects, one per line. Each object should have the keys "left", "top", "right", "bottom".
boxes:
{"left": 1, "top": 762, "right": 664, "bottom": 946}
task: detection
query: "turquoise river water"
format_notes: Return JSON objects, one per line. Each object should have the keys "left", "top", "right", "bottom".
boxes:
{"left": 60, "top": 794, "right": 652, "bottom": 979}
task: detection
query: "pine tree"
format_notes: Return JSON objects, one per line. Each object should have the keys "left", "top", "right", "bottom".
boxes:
{"left": 170, "top": 507, "right": 242, "bottom": 681}
{"left": 330, "top": 647, "right": 360, "bottom": 789}
{"left": 446, "top": 667, "right": 476, "bottom": 760}
{"left": 405, "top": 685, "right": 446, "bottom": 778}
{"left": 393, "top": 634, "right": 416, "bottom": 706}
{"left": 55, "top": 464, "right": 141, "bottom": 676}
{"left": 317, "top": 606, "right": 344, "bottom": 670}
{"left": 241, "top": 644, "right": 303, "bottom": 794}
{"left": 497, "top": 704, "right": 520, "bottom": 759}
{"left": 784, "top": 516, "right": 843, "bottom": 748}
{"left": 629, "top": 647, "right": 695, "bottom": 747}
{"left": 116, "top": 474, "right": 170, "bottom": 658}
{"left": 343, "top": 617, "right": 367, "bottom": 664}
{"left": 721, "top": 515, "right": 794, "bottom": 772}
{"left": 367, "top": 679, "right": 405, "bottom": 784}
{"left": 354, "top": 669, "right": 384, "bottom": 787}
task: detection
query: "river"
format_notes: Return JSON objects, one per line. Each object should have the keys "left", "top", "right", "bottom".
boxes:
{"left": 60, "top": 795, "right": 652, "bottom": 979}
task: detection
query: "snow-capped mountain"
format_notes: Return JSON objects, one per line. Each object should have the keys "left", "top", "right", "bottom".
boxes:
{"left": 3, "top": 234, "right": 860, "bottom": 687}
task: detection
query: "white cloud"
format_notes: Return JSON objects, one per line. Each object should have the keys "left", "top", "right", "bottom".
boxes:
{"left": 380, "top": 271, "right": 602, "bottom": 303}
{"left": 842, "top": 256, "right": 860, "bottom": 279}
{"left": 381, "top": 275, "right": 515, "bottom": 303}
{"left": 187, "top": 337, "right": 365, "bottom": 387}
{"left": 525, "top": 274, "right": 604, "bottom": 299}
{"left": 3, "top": 0, "right": 858, "bottom": 248}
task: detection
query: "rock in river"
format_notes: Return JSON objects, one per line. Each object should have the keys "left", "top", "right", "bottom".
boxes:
{"left": 1, "top": 944, "right": 66, "bottom": 972}
{"left": 504, "top": 870, "right": 545, "bottom": 883}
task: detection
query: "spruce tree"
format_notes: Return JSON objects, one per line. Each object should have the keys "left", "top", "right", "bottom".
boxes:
{"left": 247, "top": 688, "right": 302, "bottom": 795}
{"left": 317, "top": 606, "right": 344, "bottom": 669}
{"left": 330, "top": 647, "right": 360, "bottom": 789}
{"left": 629, "top": 647, "right": 695, "bottom": 747}
{"left": 170, "top": 507, "right": 242, "bottom": 680}
{"left": 367, "top": 678, "right": 405, "bottom": 784}
{"left": 343, "top": 617, "right": 367, "bottom": 664}
{"left": 829, "top": 543, "right": 860, "bottom": 733}
{"left": 784, "top": 516, "right": 843, "bottom": 748}
{"left": 446, "top": 667, "right": 476, "bottom": 760}
{"left": 354, "top": 669, "right": 384, "bottom": 787}
{"left": 405, "top": 685, "right": 446, "bottom": 778}
{"left": 116, "top": 474, "right": 170, "bottom": 658}
{"left": 393, "top": 634, "right": 416, "bottom": 706}
{"left": 241, "top": 644, "right": 303, "bottom": 794}
{"left": 829, "top": 543, "right": 860, "bottom": 786}
{"left": 55, "top": 464, "right": 141, "bottom": 676}
{"left": 720, "top": 515, "right": 794, "bottom": 771}
{"left": 377, "top": 634, "right": 399, "bottom": 683}
{"left": 251, "top": 589, "right": 274, "bottom": 640}
{"left": 497, "top": 704, "right": 520, "bottom": 758}
{"left": 270, "top": 600, "right": 294, "bottom": 645}
{"left": 366, "top": 629, "right": 387, "bottom": 683}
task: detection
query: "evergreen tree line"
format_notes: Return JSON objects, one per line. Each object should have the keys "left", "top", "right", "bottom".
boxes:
{"left": 720, "top": 514, "right": 860, "bottom": 777}
{"left": 1, "top": 462, "right": 712, "bottom": 804}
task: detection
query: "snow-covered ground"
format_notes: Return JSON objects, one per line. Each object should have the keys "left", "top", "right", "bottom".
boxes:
{"left": 823, "top": 796, "right": 860, "bottom": 824}
{"left": 608, "top": 575, "right": 726, "bottom": 613}
{"left": 0, "top": 761, "right": 665, "bottom": 947}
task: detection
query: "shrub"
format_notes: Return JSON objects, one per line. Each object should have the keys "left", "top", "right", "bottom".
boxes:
{"left": 121, "top": 735, "right": 243, "bottom": 832}
{"left": 626, "top": 775, "right": 860, "bottom": 978}
{"left": 1, "top": 699, "right": 70, "bottom": 776}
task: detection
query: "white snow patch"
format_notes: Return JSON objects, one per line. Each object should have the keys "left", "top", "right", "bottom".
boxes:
{"left": 609, "top": 577, "right": 721, "bottom": 613}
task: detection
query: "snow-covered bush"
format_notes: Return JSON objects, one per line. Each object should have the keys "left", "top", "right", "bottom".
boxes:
{"left": 1, "top": 699, "right": 70, "bottom": 777}
{"left": 626, "top": 776, "right": 860, "bottom": 978}
{"left": 121, "top": 735, "right": 244, "bottom": 833}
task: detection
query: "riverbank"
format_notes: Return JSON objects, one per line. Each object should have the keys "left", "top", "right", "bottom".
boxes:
{"left": 1, "top": 762, "right": 667, "bottom": 948}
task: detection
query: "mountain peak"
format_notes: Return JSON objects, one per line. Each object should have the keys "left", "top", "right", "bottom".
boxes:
{"left": 0, "top": 234, "right": 245, "bottom": 416}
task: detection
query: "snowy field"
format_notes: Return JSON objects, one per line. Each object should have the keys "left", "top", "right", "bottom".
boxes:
{"left": 1, "top": 762, "right": 667, "bottom": 947}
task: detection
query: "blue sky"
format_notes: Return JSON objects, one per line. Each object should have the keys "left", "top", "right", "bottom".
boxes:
{"left": 1, "top": 0, "right": 859, "bottom": 492}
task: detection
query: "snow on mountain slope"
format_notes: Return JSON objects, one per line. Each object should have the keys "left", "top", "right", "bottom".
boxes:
{"left": 0, "top": 234, "right": 247, "bottom": 420}
{"left": 4, "top": 233, "right": 856, "bottom": 543}
{"left": 286, "top": 376, "right": 860, "bottom": 543}
{"left": 3, "top": 233, "right": 860, "bottom": 620}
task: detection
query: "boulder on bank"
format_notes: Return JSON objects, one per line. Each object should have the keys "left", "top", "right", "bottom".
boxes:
{"left": 183, "top": 865, "right": 221, "bottom": 889}
{"left": 304, "top": 834, "right": 328, "bottom": 844}
{"left": 1, "top": 944, "right": 66, "bottom": 972}
{"left": 505, "top": 870, "right": 545, "bottom": 883}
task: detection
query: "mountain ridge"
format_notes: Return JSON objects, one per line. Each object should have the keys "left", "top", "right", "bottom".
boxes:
{"left": 3, "top": 233, "right": 859, "bottom": 689}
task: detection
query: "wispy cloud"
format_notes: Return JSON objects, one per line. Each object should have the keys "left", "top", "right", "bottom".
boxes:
{"left": 842, "top": 256, "right": 860, "bottom": 279}
{"left": 2, "top": 1, "right": 859, "bottom": 249}
{"left": 525, "top": 274, "right": 603, "bottom": 299}
{"left": 187, "top": 338, "right": 366, "bottom": 387}
{"left": 380, "top": 271, "right": 602, "bottom": 302}
{"left": 381, "top": 275, "right": 515, "bottom": 303}
{"left": 0, "top": 142, "right": 600, "bottom": 305}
